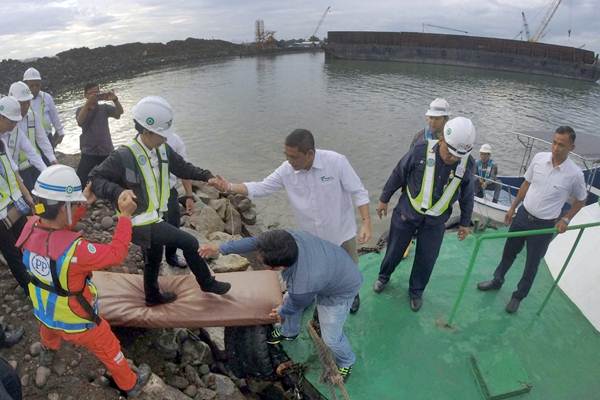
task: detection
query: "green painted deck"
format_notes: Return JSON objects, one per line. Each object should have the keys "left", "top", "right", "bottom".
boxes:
{"left": 284, "top": 229, "right": 600, "bottom": 400}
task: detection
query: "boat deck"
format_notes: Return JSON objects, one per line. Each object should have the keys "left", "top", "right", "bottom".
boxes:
{"left": 284, "top": 229, "right": 600, "bottom": 399}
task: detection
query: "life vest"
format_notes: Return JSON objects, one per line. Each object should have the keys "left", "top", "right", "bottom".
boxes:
{"left": 0, "top": 153, "right": 22, "bottom": 220}
{"left": 124, "top": 138, "right": 170, "bottom": 226}
{"left": 17, "top": 218, "right": 100, "bottom": 333}
{"left": 408, "top": 139, "right": 469, "bottom": 216}
{"left": 476, "top": 159, "right": 495, "bottom": 179}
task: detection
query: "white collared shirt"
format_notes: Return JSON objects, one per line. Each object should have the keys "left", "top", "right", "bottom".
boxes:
{"left": 30, "top": 91, "right": 64, "bottom": 136}
{"left": 1, "top": 129, "right": 47, "bottom": 172}
{"left": 523, "top": 152, "right": 587, "bottom": 219}
{"left": 16, "top": 111, "right": 56, "bottom": 163}
{"left": 244, "top": 149, "right": 370, "bottom": 245}
{"left": 166, "top": 133, "right": 187, "bottom": 189}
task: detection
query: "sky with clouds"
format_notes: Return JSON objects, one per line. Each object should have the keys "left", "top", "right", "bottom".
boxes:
{"left": 1, "top": 0, "right": 598, "bottom": 60}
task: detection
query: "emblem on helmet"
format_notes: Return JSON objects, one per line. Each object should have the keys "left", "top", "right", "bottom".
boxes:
{"left": 146, "top": 117, "right": 155, "bottom": 125}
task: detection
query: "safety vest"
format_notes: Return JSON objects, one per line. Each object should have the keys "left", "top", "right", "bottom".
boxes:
{"left": 23, "top": 237, "right": 100, "bottom": 333}
{"left": 39, "top": 93, "right": 53, "bottom": 133}
{"left": 9, "top": 109, "right": 40, "bottom": 170}
{"left": 124, "top": 138, "right": 170, "bottom": 226}
{"left": 408, "top": 139, "right": 469, "bottom": 216}
{"left": 476, "top": 159, "right": 495, "bottom": 179}
{"left": 0, "top": 153, "right": 22, "bottom": 218}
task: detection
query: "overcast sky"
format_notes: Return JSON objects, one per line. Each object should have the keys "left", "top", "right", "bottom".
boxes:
{"left": 1, "top": 0, "right": 598, "bottom": 60}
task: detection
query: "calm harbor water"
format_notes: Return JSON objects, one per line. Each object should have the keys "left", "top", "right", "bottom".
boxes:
{"left": 53, "top": 52, "right": 600, "bottom": 235}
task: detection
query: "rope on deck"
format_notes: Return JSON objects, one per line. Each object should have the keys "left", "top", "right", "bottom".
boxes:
{"left": 306, "top": 319, "right": 351, "bottom": 400}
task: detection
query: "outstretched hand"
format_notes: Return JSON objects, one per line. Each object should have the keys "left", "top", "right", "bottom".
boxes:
{"left": 208, "top": 175, "right": 230, "bottom": 192}
{"left": 269, "top": 307, "right": 283, "bottom": 323}
{"left": 83, "top": 183, "right": 96, "bottom": 205}
{"left": 118, "top": 190, "right": 137, "bottom": 217}
{"left": 199, "top": 243, "right": 220, "bottom": 258}
{"left": 457, "top": 225, "right": 470, "bottom": 241}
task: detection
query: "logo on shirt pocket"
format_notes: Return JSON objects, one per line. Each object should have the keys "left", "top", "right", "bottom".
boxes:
{"left": 320, "top": 176, "right": 334, "bottom": 183}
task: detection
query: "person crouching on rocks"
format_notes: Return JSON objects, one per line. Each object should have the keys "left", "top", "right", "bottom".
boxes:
{"left": 16, "top": 165, "right": 151, "bottom": 397}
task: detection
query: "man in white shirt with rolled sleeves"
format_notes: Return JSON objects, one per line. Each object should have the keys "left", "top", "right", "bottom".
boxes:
{"left": 477, "top": 126, "right": 588, "bottom": 313}
{"left": 212, "top": 129, "right": 371, "bottom": 313}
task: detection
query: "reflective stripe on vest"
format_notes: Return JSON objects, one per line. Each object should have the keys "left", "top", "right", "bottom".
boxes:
{"left": 24, "top": 239, "right": 98, "bottom": 333}
{"left": 39, "top": 94, "right": 52, "bottom": 133}
{"left": 0, "top": 153, "right": 23, "bottom": 215}
{"left": 124, "top": 139, "right": 170, "bottom": 226}
{"left": 408, "top": 139, "right": 469, "bottom": 217}
{"left": 476, "top": 159, "right": 494, "bottom": 179}
{"left": 15, "top": 109, "right": 39, "bottom": 170}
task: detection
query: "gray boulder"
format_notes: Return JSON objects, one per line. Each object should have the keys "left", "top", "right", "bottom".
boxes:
{"left": 211, "top": 254, "right": 250, "bottom": 273}
{"left": 190, "top": 207, "right": 225, "bottom": 234}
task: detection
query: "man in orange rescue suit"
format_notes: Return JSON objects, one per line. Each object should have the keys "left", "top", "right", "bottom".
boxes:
{"left": 16, "top": 165, "right": 151, "bottom": 397}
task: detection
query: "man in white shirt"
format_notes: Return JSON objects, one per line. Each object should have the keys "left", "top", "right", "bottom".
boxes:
{"left": 211, "top": 129, "right": 371, "bottom": 313}
{"left": 23, "top": 67, "right": 65, "bottom": 148}
{"left": 164, "top": 132, "right": 195, "bottom": 268}
{"left": 8, "top": 81, "right": 56, "bottom": 189}
{"left": 477, "top": 126, "right": 587, "bottom": 313}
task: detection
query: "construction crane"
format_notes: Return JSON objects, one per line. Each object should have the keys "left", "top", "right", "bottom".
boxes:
{"left": 521, "top": 12, "right": 531, "bottom": 41}
{"left": 422, "top": 23, "right": 468, "bottom": 34}
{"left": 309, "top": 6, "right": 331, "bottom": 42}
{"left": 524, "top": 0, "right": 562, "bottom": 42}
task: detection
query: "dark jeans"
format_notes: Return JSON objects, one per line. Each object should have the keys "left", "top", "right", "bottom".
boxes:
{"left": 0, "top": 216, "right": 29, "bottom": 295}
{"left": 142, "top": 221, "right": 213, "bottom": 300}
{"left": 18, "top": 166, "right": 40, "bottom": 191}
{"left": 165, "top": 188, "right": 181, "bottom": 261}
{"left": 378, "top": 208, "right": 446, "bottom": 299}
{"left": 493, "top": 207, "right": 555, "bottom": 300}
{"left": 0, "top": 357, "right": 21, "bottom": 400}
{"left": 76, "top": 154, "right": 108, "bottom": 186}
{"left": 474, "top": 180, "right": 501, "bottom": 203}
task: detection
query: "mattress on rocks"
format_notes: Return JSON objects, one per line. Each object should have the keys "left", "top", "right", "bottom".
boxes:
{"left": 93, "top": 270, "right": 282, "bottom": 328}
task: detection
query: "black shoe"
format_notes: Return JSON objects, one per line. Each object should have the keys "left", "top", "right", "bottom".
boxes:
{"left": 1, "top": 326, "right": 24, "bottom": 348}
{"left": 373, "top": 279, "right": 387, "bottom": 293}
{"left": 266, "top": 327, "right": 298, "bottom": 345}
{"left": 350, "top": 294, "right": 360, "bottom": 314}
{"left": 145, "top": 292, "right": 178, "bottom": 307}
{"left": 505, "top": 297, "right": 521, "bottom": 314}
{"left": 127, "top": 363, "right": 152, "bottom": 398}
{"left": 477, "top": 278, "right": 503, "bottom": 291}
{"left": 166, "top": 254, "right": 187, "bottom": 268}
{"left": 409, "top": 297, "right": 423, "bottom": 312}
{"left": 337, "top": 365, "right": 353, "bottom": 382}
{"left": 202, "top": 280, "right": 231, "bottom": 295}
{"left": 39, "top": 345, "right": 56, "bottom": 367}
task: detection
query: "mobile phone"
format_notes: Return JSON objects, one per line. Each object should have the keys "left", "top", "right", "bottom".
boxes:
{"left": 97, "top": 92, "right": 110, "bottom": 101}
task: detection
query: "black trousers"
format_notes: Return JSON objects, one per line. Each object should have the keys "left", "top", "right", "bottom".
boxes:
{"left": 0, "top": 216, "right": 29, "bottom": 295}
{"left": 493, "top": 207, "right": 555, "bottom": 300}
{"left": 0, "top": 357, "right": 21, "bottom": 400}
{"left": 142, "top": 221, "right": 213, "bottom": 300}
{"left": 164, "top": 188, "right": 181, "bottom": 260}
{"left": 378, "top": 208, "right": 446, "bottom": 299}
{"left": 76, "top": 154, "right": 108, "bottom": 186}
{"left": 18, "top": 166, "right": 40, "bottom": 191}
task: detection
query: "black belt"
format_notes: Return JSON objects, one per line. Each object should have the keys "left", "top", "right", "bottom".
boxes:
{"left": 522, "top": 207, "right": 556, "bottom": 224}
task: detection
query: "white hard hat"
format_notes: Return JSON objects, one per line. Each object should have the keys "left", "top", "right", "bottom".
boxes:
{"left": 23, "top": 67, "right": 42, "bottom": 81}
{"left": 0, "top": 96, "right": 23, "bottom": 122}
{"left": 8, "top": 81, "right": 33, "bottom": 102}
{"left": 132, "top": 96, "right": 174, "bottom": 139}
{"left": 425, "top": 98, "right": 450, "bottom": 117}
{"left": 443, "top": 117, "right": 476, "bottom": 158}
{"left": 32, "top": 165, "right": 87, "bottom": 203}
{"left": 479, "top": 144, "right": 492, "bottom": 153}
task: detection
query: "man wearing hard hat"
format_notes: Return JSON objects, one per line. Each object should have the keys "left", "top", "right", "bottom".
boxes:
{"left": 373, "top": 117, "right": 476, "bottom": 312}
{"left": 0, "top": 96, "right": 35, "bottom": 296}
{"left": 16, "top": 164, "right": 151, "bottom": 396}
{"left": 410, "top": 98, "right": 451, "bottom": 147}
{"left": 474, "top": 143, "right": 501, "bottom": 203}
{"left": 7, "top": 81, "right": 56, "bottom": 189}
{"left": 90, "top": 96, "right": 231, "bottom": 306}
{"left": 23, "top": 67, "right": 65, "bottom": 148}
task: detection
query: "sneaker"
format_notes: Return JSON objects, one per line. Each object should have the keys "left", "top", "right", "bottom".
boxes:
{"left": 39, "top": 345, "right": 56, "bottom": 367}
{"left": 266, "top": 327, "right": 298, "bottom": 345}
{"left": 127, "top": 363, "right": 152, "bottom": 398}
{"left": 337, "top": 365, "right": 353, "bottom": 382}
{"left": 372, "top": 279, "right": 387, "bottom": 293}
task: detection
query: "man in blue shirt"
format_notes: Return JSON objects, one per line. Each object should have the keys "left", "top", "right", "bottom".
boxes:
{"left": 374, "top": 117, "right": 476, "bottom": 311}
{"left": 200, "top": 229, "right": 363, "bottom": 381}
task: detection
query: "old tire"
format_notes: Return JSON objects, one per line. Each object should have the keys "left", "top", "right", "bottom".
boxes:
{"left": 224, "top": 325, "right": 275, "bottom": 378}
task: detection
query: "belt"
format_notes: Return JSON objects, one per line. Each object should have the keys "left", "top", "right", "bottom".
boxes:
{"left": 522, "top": 207, "right": 556, "bottom": 224}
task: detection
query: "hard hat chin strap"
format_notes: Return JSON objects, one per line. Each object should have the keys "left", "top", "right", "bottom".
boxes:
{"left": 66, "top": 202, "right": 73, "bottom": 226}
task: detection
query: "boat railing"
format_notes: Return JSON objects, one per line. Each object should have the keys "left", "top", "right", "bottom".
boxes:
{"left": 444, "top": 220, "right": 600, "bottom": 328}
{"left": 474, "top": 175, "right": 520, "bottom": 203}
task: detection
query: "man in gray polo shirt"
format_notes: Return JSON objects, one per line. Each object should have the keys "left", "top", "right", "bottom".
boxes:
{"left": 75, "top": 82, "right": 123, "bottom": 184}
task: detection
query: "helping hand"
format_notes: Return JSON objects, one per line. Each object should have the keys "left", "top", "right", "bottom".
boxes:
{"left": 555, "top": 219, "right": 568, "bottom": 234}
{"left": 199, "top": 243, "right": 220, "bottom": 258}
{"left": 457, "top": 225, "right": 470, "bottom": 241}
{"left": 83, "top": 183, "right": 97, "bottom": 205}
{"left": 376, "top": 201, "right": 388, "bottom": 219}
{"left": 269, "top": 308, "right": 283, "bottom": 323}
{"left": 208, "top": 175, "right": 230, "bottom": 192}
{"left": 118, "top": 190, "right": 137, "bottom": 217}
{"left": 185, "top": 197, "right": 195, "bottom": 215}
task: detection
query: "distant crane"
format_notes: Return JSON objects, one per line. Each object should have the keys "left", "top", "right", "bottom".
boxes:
{"left": 520, "top": 0, "right": 563, "bottom": 43}
{"left": 309, "top": 6, "right": 331, "bottom": 42}
{"left": 421, "top": 23, "right": 468, "bottom": 34}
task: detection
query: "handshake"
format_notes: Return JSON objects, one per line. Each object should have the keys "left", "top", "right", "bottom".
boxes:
{"left": 207, "top": 175, "right": 232, "bottom": 193}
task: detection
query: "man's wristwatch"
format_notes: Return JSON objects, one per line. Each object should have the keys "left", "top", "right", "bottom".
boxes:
{"left": 561, "top": 217, "right": 570, "bottom": 224}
